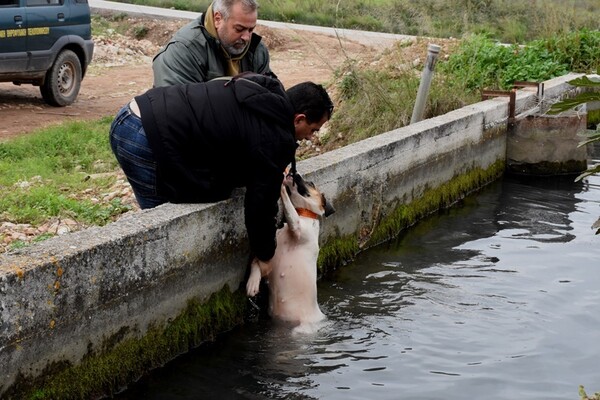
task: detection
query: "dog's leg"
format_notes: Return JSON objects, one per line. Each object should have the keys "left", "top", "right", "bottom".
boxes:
{"left": 280, "top": 183, "right": 301, "bottom": 235}
{"left": 246, "top": 258, "right": 262, "bottom": 297}
{"left": 246, "top": 257, "right": 273, "bottom": 297}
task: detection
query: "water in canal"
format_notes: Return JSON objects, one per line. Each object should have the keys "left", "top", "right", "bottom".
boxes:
{"left": 118, "top": 159, "right": 600, "bottom": 399}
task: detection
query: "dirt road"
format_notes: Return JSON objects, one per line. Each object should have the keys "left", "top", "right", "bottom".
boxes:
{"left": 0, "top": 15, "right": 379, "bottom": 140}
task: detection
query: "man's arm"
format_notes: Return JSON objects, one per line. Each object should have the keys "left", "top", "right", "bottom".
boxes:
{"left": 244, "top": 146, "right": 288, "bottom": 262}
{"left": 152, "top": 42, "right": 207, "bottom": 87}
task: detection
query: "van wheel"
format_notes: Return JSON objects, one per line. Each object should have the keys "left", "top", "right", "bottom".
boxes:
{"left": 40, "top": 50, "right": 82, "bottom": 107}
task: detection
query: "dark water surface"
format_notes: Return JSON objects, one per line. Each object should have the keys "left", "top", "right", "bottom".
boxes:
{"left": 117, "top": 170, "right": 600, "bottom": 399}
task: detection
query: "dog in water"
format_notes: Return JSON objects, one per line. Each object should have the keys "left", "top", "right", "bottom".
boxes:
{"left": 246, "top": 173, "right": 334, "bottom": 331}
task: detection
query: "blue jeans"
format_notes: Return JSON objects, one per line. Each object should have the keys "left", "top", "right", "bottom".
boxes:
{"left": 109, "top": 104, "right": 168, "bottom": 209}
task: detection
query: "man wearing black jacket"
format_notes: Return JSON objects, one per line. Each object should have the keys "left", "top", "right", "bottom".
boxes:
{"left": 109, "top": 73, "right": 333, "bottom": 264}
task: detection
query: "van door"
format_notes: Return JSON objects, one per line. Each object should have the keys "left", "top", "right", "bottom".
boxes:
{"left": 0, "top": 0, "right": 27, "bottom": 73}
{"left": 25, "top": 0, "right": 70, "bottom": 71}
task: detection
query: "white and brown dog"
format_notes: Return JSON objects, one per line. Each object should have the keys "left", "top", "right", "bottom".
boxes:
{"left": 246, "top": 173, "right": 334, "bottom": 330}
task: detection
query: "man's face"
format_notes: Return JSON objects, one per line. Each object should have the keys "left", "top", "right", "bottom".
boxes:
{"left": 214, "top": 2, "right": 257, "bottom": 56}
{"left": 294, "top": 114, "right": 329, "bottom": 142}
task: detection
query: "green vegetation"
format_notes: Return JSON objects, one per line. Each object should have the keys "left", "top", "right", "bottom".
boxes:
{"left": 316, "top": 29, "right": 599, "bottom": 155}
{"left": 91, "top": 12, "right": 153, "bottom": 40}
{"left": 441, "top": 29, "right": 600, "bottom": 91}
{"left": 317, "top": 56, "right": 480, "bottom": 152}
{"left": 580, "top": 385, "right": 600, "bottom": 400}
{"left": 91, "top": 12, "right": 128, "bottom": 31}
{"left": 114, "top": 0, "right": 599, "bottom": 43}
{"left": 0, "top": 118, "right": 129, "bottom": 229}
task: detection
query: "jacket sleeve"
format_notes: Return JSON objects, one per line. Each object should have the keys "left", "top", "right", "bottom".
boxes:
{"left": 244, "top": 144, "right": 290, "bottom": 261}
{"left": 253, "top": 42, "right": 274, "bottom": 78}
{"left": 152, "top": 42, "right": 207, "bottom": 87}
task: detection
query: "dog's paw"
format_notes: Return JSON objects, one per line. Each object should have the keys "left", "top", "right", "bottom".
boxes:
{"left": 246, "top": 263, "right": 261, "bottom": 297}
{"left": 246, "top": 278, "right": 260, "bottom": 297}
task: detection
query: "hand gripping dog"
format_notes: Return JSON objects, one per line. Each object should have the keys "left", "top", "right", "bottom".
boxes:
{"left": 246, "top": 173, "right": 334, "bottom": 330}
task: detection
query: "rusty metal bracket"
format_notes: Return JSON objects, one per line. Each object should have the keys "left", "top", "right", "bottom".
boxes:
{"left": 482, "top": 89, "right": 516, "bottom": 124}
{"left": 513, "top": 81, "right": 544, "bottom": 99}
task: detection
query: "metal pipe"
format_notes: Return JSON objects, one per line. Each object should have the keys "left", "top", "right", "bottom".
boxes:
{"left": 410, "top": 43, "right": 441, "bottom": 124}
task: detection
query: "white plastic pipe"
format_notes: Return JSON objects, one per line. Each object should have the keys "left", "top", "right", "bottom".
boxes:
{"left": 410, "top": 44, "right": 441, "bottom": 124}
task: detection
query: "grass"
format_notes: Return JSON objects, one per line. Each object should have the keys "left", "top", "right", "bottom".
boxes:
{"left": 91, "top": 11, "right": 137, "bottom": 37}
{"left": 317, "top": 55, "right": 479, "bottom": 153}
{"left": 310, "top": 28, "right": 598, "bottom": 157}
{"left": 112, "top": 0, "right": 600, "bottom": 43}
{"left": 0, "top": 118, "right": 130, "bottom": 230}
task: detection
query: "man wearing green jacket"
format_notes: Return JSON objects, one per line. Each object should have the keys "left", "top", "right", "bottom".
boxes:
{"left": 152, "top": 0, "right": 273, "bottom": 87}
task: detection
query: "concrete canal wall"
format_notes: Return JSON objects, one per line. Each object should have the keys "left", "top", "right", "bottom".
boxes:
{"left": 0, "top": 73, "right": 584, "bottom": 398}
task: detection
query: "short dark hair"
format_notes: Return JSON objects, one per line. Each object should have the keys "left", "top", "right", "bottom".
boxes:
{"left": 286, "top": 82, "right": 334, "bottom": 124}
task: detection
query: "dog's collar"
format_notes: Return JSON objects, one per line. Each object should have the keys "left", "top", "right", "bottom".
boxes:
{"left": 295, "top": 208, "right": 319, "bottom": 220}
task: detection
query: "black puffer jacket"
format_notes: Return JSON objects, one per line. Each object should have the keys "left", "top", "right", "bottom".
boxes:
{"left": 135, "top": 73, "right": 297, "bottom": 261}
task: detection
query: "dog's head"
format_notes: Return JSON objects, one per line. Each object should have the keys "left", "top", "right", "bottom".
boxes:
{"left": 284, "top": 173, "right": 335, "bottom": 217}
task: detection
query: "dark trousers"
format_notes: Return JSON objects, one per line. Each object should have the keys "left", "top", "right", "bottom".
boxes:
{"left": 109, "top": 104, "right": 168, "bottom": 209}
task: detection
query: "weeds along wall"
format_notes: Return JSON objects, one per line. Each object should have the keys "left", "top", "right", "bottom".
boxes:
{"left": 0, "top": 73, "right": 582, "bottom": 399}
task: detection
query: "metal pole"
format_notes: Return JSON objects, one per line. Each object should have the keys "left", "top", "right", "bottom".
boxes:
{"left": 410, "top": 43, "right": 441, "bottom": 124}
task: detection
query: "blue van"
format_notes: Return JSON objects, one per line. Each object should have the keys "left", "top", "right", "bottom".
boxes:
{"left": 0, "top": 0, "right": 94, "bottom": 106}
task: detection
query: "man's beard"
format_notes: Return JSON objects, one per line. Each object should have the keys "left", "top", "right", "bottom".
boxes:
{"left": 223, "top": 41, "right": 247, "bottom": 56}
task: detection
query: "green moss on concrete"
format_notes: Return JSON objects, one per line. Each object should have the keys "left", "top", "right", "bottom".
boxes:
{"left": 10, "top": 285, "right": 247, "bottom": 400}
{"left": 318, "top": 235, "right": 361, "bottom": 273}
{"left": 319, "top": 160, "right": 504, "bottom": 274}
{"left": 369, "top": 160, "right": 505, "bottom": 246}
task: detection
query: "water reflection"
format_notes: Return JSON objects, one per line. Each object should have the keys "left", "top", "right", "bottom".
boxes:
{"left": 118, "top": 172, "right": 600, "bottom": 400}
{"left": 495, "top": 175, "right": 587, "bottom": 243}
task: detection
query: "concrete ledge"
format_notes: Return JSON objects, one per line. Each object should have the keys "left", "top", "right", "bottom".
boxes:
{"left": 0, "top": 73, "right": 581, "bottom": 398}
{"left": 1, "top": 199, "right": 250, "bottom": 396}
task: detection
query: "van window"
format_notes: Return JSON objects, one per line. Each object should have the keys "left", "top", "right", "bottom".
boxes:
{"left": 0, "top": 0, "right": 19, "bottom": 7}
{"left": 26, "top": 0, "right": 63, "bottom": 5}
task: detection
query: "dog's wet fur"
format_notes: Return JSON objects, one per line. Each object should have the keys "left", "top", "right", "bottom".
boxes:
{"left": 246, "top": 173, "right": 334, "bottom": 333}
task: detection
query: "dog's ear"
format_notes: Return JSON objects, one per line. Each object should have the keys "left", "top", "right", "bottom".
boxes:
{"left": 321, "top": 194, "right": 335, "bottom": 217}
